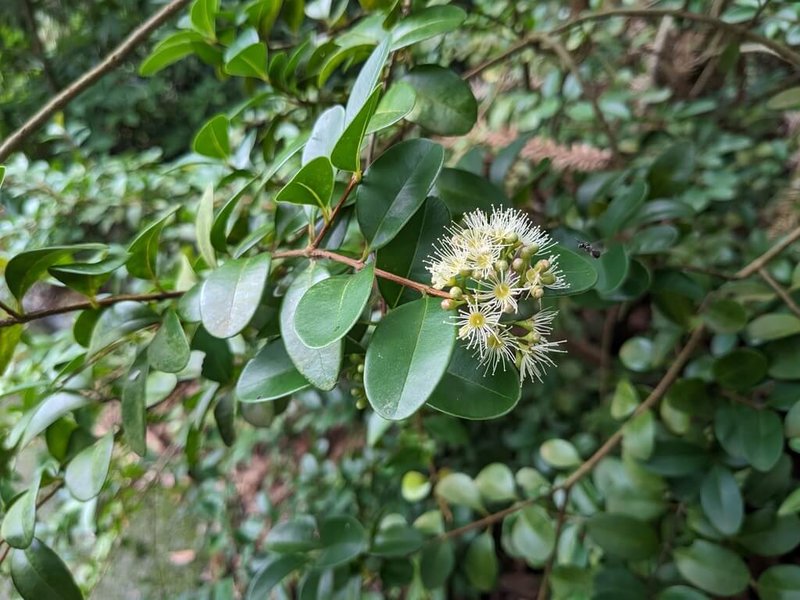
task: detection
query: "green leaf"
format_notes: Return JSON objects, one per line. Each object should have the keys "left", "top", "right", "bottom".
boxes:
{"left": 674, "top": 540, "right": 749, "bottom": 596}
{"left": 5, "top": 243, "right": 105, "bottom": 302}
{"left": 246, "top": 554, "right": 307, "bottom": 599}
{"left": 611, "top": 378, "right": 639, "bottom": 419}
{"left": 0, "top": 165, "right": 5, "bottom": 188}
{"left": 266, "top": 516, "right": 320, "bottom": 553}
{"left": 193, "top": 114, "right": 230, "bottom": 159}
{"left": 48, "top": 252, "right": 128, "bottom": 298}
{"left": 427, "top": 343, "right": 521, "bottom": 420}
{"left": 2, "top": 474, "right": 40, "bottom": 549}
{"left": 276, "top": 156, "right": 334, "bottom": 211}
{"left": 402, "top": 65, "right": 477, "bottom": 135}
{"left": 332, "top": 86, "right": 381, "bottom": 172}
{"left": 65, "top": 433, "right": 114, "bottom": 501}
{"left": 390, "top": 5, "right": 466, "bottom": 50}
{"left": 126, "top": 208, "right": 177, "bottom": 281}
{"left": 401, "top": 471, "right": 431, "bottom": 502}
{"left": 122, "top": 352, "right": 149, "bottom": 456}
{"left": 758, "top": 565, "right": 800, "bottom": 599}
{"left": 433, "top": 167, "right": 510, "bottom": 215}
{"left": 713, "top": 348, "right": 768, "bottom": 390}
{"left": 619, "top": 336, "right": 654, "bottom": 372}
{"left": 420, "top": 540, "right": 455, "bottom": 590}
{"left": 88, "top": 302, "right": 159, "bottom": 357}
{"left": 547, "top": 245, "right": 598, "bottom": 297}
{"left": 464, "top": 532, "right": 497, "bottom": 592}
{"left": 21, "top": 392, "right": 89, "bottom": 448}
{"left": 700, "top": 465, "right": 743, "bottom": 535}
{"left": 657, "top": 586, "right": 709, "bottom": 600}
{"left": 778, "top": 488, "right": 800, "bottom": 516}
{"left": 364, "top": 297, "right": 455, "bottom": 420}
{"left": 371, "top": 524, "right": 425, "bottom": 557}
{"left": 302, "top": 106, "right": 345, "bottom": 165}
{"left": 356, "top": 139, "right": 444, "bottom": 250}
{"left": 279, "top": 263, "right": 342, "bottom": 390}
{"left": 139, "top": 31, "right": 203, "bottom": 76}
{"left": 435, "top": 472, "right": 485, "bottom": 512}
{"left": 746, "top": 313, "right": 800, "bottom": 343}
{"left": 214, "top": 393, "right": 236, "bottom": 446}
{"left": 540, "top": 438, "right": 581, "bottom": 468}
{"left": 475, "top": 463, "right": 517, "bottom": 503}
{"left": 295, "top": 264, "right": 374, "bottom": 348}
{"left": 0, "top": 324, "right": 23, "bottom": 376}
{"left": 767, "top": 87, "right": 800, "bottom": 110}
{"left": 245, "top": 0, "right": 282, "bottom": 36}
{"left": 200, "top": 253, "right": 270, "bottom": 338}
{"left": 191, "top": 0, "right": 218, "bottom": 39}
{"left": 594, "top": 243, "right": 629, "bottom": 295}
{"left": 237, "top": 338, "right": 309, "bottom": 402}
{"left": 742, "top": 408, "right": 784, "bottom": 471}
{"left": 737, "top": 510, "right": 800, "bottom": 556}
{"left": 511, "top": 505, "right": 555, "bottom": 565}
{"left": 196, "top": 183, "right": 217, "bottom": 268}
{"left": 366, "top": 82, "right": 416, "bottom": 134}
{"left": 345, "top": 36, "right": 390, "bottom": 122}
{"left": 10, "top": 539, "right": 83, "bottom": 600}
{"left": 316, "top": 515, "right": 367, "bottom": 568}
{"left": 647, "top": 141, "right": 696, "bottom": 197}
{"left": 211, "top": 179, "right": 256, "bottom": 253}
{"left": 192, "top": 326, "right": 233, "bottom": 383}
{"left": 586, "top": 513, "right": 659, "bottom": 559}
{"left": 224, "top": 29, "right": 268, "bottom": 79}
{"left": 597, "top": 181, "right": 648, "bottom": 237}
{"left": 622, "top": 409, "right": 655, "bottom": 460}
{"left": 377, "top": 197, "right": 450, "bottom": 307}
{"left": 147, "top": 310, "right": 190, "bottom": 373}
{"left": 702, "top": 299, "right": 747, "bottom": 334}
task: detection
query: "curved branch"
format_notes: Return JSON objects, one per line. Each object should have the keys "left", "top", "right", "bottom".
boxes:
{"left": 0, "top": 0, "right": 192, "bottom": 162}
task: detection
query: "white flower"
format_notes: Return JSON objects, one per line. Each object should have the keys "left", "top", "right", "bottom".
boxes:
{"left": 531, "top": 309, "right": 558, "bottom": 336}
{"left": 426, "top": 240, "right": 468, "bottom": 289}
{"left": 455, "top": 299, "right": 501, "bottom": 353}
{"left": 478, "top": 325, "right": 519, "bottom": 374}
{"left": 475, "top": 269, "right": 522, "bottom": 312}
{"left": 517, "top": 339, "right": 566, "bottom": 383}
{"left": 465, "top": 243, "right": 501, "bottom": 279}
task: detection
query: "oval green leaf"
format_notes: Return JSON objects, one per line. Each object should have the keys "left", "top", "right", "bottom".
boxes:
{"left": 402, "top": 65, "right": 477, "bottom": 135}
{"left": 65, "top": 433, "right": 114, "bottom": 501}
{"left": 10, "top": 539, "right": 83, "bottom": 600}
{"left": 147, "top": 309, "right": 190, "bottom": 373}
{"left": 364, "top": 296, "right": 455, "bottom": 420}
{"left": 674, "top": 540, "right": 749, "bottom": 596}
{"left": 193, "top": 113, "right": 230, "bottom": 159}
{"left": 276, "top": 156, "right": 334, "bottom": 211}
{"left": 2, "top": 474, "right": 40, "bottom": 549}
{"left": 586, "top": 513, "right": 659, "bottom": 559}
{"left": 237, "top": 338, "right": 310, "bottom": 402}
{"left": 700, "top": 465, "right": 743, "bottom": 535}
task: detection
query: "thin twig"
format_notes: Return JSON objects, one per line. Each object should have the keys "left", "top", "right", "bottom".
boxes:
{"left": 311, "top": 174, "right": 359, "bottom": 249}
{"left": 736, "top": 226, "right": 800, "bottom": 278}
{"left": 758, "top": 268, "right": 800, "bottom": 319}
{"left": 0, "top": 300, "right": 21, "bottom": 320}
{"left": 0, "top": 0, "right": 191, "bottom": 161}
{"left": 537, "top": 489, "right": 572, "bottom": 600}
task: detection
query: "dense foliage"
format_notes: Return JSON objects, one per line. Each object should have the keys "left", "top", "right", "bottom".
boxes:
{"left": 2, "top": 0, "right": 800, "bottom": 598}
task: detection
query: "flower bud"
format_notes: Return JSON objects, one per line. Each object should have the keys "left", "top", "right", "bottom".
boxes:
{"left": 449, "top": 286, "right": 463, "bottom": 300}
{"left": 351, "top": 387, "right": 362, "bottom": 397}
{"left": 356, "top": 364, "right": 364, "bottom": 373}
{"left": 459, "top": 268, "right": 473, "bottom": 278}
{"left": 495, "top": 259, "right": 509, "bottom": 272}
{"left": 525, "top": 268, "right": 539, "bottom": 283}
{"left": 541, "top": 272, "right": 556, "bottom": 285}
{"left": 512, "top": 257, "right": 525, "bottom": 272}
{"left": 356, "top": 398, "right": 367, "bottom": 410}
{"left": 536, "top": 259, "right": 550, "bottom": 270}
{"left": 504, "top": 232, "right": 519, "bottom": 244}
{"left": 441, "top": 299, "right": 454, "bottom": 311}
{"left": 531, "top": 286, "right": 544, "bottom": 299}
{"left": 525, "top": 330, "right": 541, "bottom": 343}
{"left": 349, "top": 353, "right": 362, "bottom": 364}
{"left": 521, "top": 243, "right": 539, "bottom": 258}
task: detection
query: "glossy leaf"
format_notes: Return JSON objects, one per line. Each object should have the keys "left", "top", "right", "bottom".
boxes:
{"left": 377, "top": 197, "right": 449, "bottom": 307}
{"left": 237, "top": 338, "right": 309, "bottom": 402}
{"left": 512, "top": 505, "right": 556, "bottom": 565}
{"left": 332, "top": 86, "right": 381, "bottom": 172}
{"left": 21, "top": 392, "right": 89, "bottom": 448}
{"left": 279, "top": 263, "right": 342, "bottom": 390}
{"left": 364, "top": 297, "right": 455, "bottom": 420}
{"left": 345, "top": 36, "right": 390, "bottom": 122}
{"left": 196, "top": 183, "right": 217, "bottom": 268}
{"left": 88, "top": 302, "right": 159, "bottom": 357}
{"left": 246, "top": 554, "right": 307, "bottom": 599}
{"left": 586, "top": 513, "right": 659, "bottom": 559}
{"left": 316, "top": 515, "right": 367, "bottom": 568}
{"left": 0, "top": 324, "right": 23, "bottom": 375}
{"left": 434, "top": 167, "right": 510, "bottom": 215}
{"left": 741, "top": 408, "right": 784, "bottom": 471}
{"left": 371, "top": 524, "right": 425, "bottom": 557}
{"left": 65, "top": 433, "right": 114, "bottom": 501}
{"left": 48, "top": 252, "right": 128, "bottom": 298}
{"left": 427, "top": 343, "right": 521, "bottom": 419}
{"left": 702, "top": 299, "right": 747, "bottom": 334}
{"left": 224, "top": 28, "right": 268, "bottom": 79}
{"left": 5, "top": 243, "right": 105, "bottom": 302}
{"left": 674, "top": 540, "right": 749, "bottom": 596}
{"left": 464, "top": 532, "right": 497, "bottom": 591}
{"left": 139, "top": 31, "right": 203, "bottom": 76}
{"left": 366, "top": 82, "right": 416, "bottom": 134}
{"left": 713, "top": 348, "right": 767, "bottom": 390}
{"left": 356, "top": 139, "right": 444, "bottom": 250}
{"left": 597, "top": 181, "right": 648, "bottom": 237}
{"left": 420, "top": 540, "right": 455, "bottom": 590}
{"left": 390, "top": 5, "right": 466, "bottom": 50}
{"left": 276, "top": 156, "right": 334, "bottom": 210}
{"left": 435, "top": 472, "right": 485, "bottom": 512}
{"left": 193, "top": 114, "right": 230, "bottom": 159}
{"left": 402, "top": 65, "right": 477, "bottom": 135}
{"left": 192, "top": 326, "right": 233, "bottom": 384}
{"left": 148, "top": 309, "right": 190, "bottom": 373}
{"left": 540, "top": 438, "right": 581, "bottom": 468}
{"left": 302, "top": 106, "right": 345, "bottom": 165}
{"left": 2, "top": 474, "right": 40, "bottom": 549}
{"left": 126, "top": 209, "right": 177, "bottom": 280}
{"left": 747, "top": 314, "right": 800, "bottom": 343}
{"left": 647, "top": 141, "right": 696, "bottom": 198}
{"left": 546, "top": 245, "right": 598, "bottom": 297}
{"left": 295, "top": 263, "right": 374, "bottom": 348}
{"left": 200, "top": 253, "right": 270, "bottom": 338}
{"left": 191, "top": 0, "right": 218, "bottom": 39}
{"left": 758, "top": 565, "right": 800, "bottom": 599}
{"left": 10, "top": 539, "right": 83, "bottom": 600}
{"left": 700, "top": 465, "right": 743, "bottom": 535}
{"left": 266, "top": 516, "right": 320, "bottom": 553}
{"left": 122, "top": 352, "right": 149, "bottom": 456}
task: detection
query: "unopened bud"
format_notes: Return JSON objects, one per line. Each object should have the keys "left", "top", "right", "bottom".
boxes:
{"left": 351, "top": 387, "right": 363, "bottom": 397}
{"left": 356, "top": 398, "right": 367, "bottom": 410}
{"left": 357, "top": 364, "right": 364, "bottom": 373}
{"left": 441, "top": 299, "right": 454, "bottom": 310}
{"left": 495, "top": 259, "right": 509, "bottom": 272}
{"left": 541, "top": 272, "right": 556, "bottom": 285}
{"left": 536, "top": 259, "right": 550, "bottom": 270}
{"left": 459, "top": 268, "right": 473, "bottom": 278}
{"left": 449, "top": 286, "right": 463, "bottom": 300}
{"left": 447, "top": 276, "right": 458, "bottom": 287}
{"left": 504, "top": 232, "right": 519, "bottom": 244}
{"left": 532, "top": 286, "right": 544, "bottom": 299}
{"left": 525, "top": 268, "right": 538, "bottom": 283}
{"left": 525, "top": 330, "right": 541, "bottom": 343}
{"left": 349, "top": 353, "right": 362, "bottom": 364}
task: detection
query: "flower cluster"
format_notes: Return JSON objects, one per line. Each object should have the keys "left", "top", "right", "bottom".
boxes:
{"left": 426, "top": 207, "right": 567, "bottom": 383}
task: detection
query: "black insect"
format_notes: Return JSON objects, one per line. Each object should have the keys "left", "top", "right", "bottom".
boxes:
{"left": 577, "top": 240, "right": 602, "bottom": 259}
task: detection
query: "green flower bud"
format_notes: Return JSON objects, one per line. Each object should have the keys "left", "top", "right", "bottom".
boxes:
{"left": 532, "top": 286, "right": 544, "bottom": 299}
{"left": 541, "top": 272, "right": 556, "bottom": 285}
{"left": 459, "top": 268, "right": 473, "bottom": 278}
{"left": 495, "top": 259, "right": 509, "bottom": 272}
{"left": 356, "top": 364, "right": 364, "bottom": 374}
{"left": 504, "top": 232, "right": 519, "bottom": 244}
{"left": 356, "top": 398, "right": 367, "bottom": 410}
{"left": 449, "top": 286, "right": 463, "bottom": 300}
{"left": 525, "top": 268, "right": 539, "bottom": 283}
{"left": 512, "top": 257, "right": 525, "bottom": 272}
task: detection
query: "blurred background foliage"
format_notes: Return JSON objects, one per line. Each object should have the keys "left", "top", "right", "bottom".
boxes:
{"left": 2, "top": 0, "right": 800, "bottom": 598}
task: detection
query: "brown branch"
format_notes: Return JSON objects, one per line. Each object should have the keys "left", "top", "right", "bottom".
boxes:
{"left": 311, "top": 174, "right": 359, "bottom": 249}
{"left": 758, "top": 268, "right": 800, "bottom": 319}
{"left": 736, "top": 226, "right": 800, "bottom": 278}
{"left": 0, "top": 0, "right": 192, "bottom": 162}
{"left": 537, "top": 489, "right": 572, "bottom": 600}
{"left": 0, "top": 300, "right": 21, "bottom": 320}
{"left": 0, "top": 291, "right": 183, "bottom": 329}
